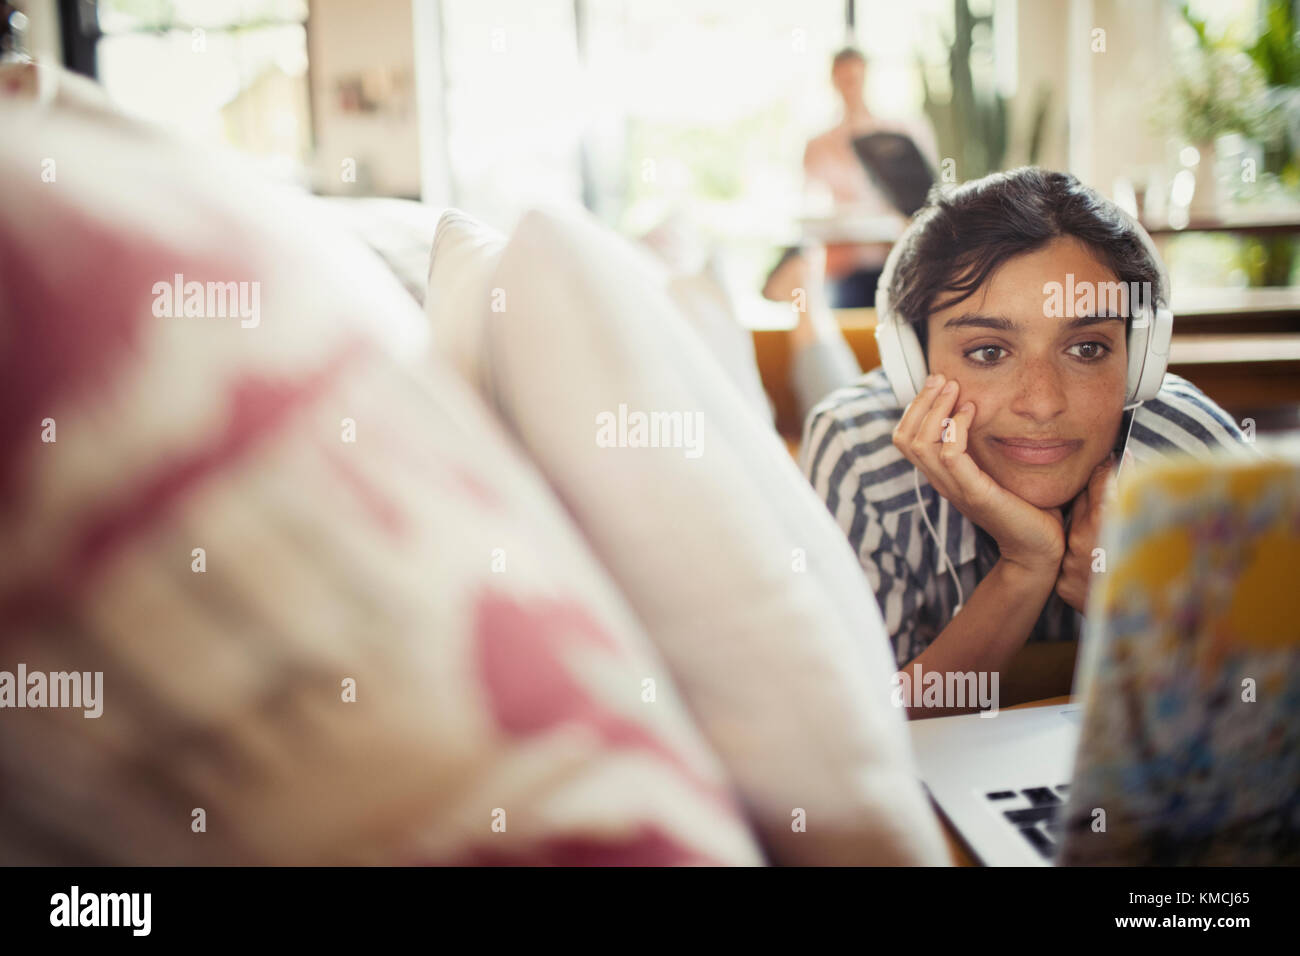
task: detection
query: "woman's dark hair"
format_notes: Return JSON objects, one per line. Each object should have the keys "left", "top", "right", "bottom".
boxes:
{"left": 887, "top": 166, "right": 1164, "bottom": 354}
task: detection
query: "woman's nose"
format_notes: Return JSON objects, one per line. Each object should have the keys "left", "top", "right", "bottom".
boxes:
{"left": 1009, "top": 359, "right": 1068, "bottom": 422}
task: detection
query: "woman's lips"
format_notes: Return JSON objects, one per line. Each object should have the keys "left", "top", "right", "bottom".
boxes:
{"left": 990, "top": 437, "right": 1083, "bottom": 465}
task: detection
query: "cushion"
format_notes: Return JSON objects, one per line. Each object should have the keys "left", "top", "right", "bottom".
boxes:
{"left": 318, "top": 197, "right": 445, "bottom": 306}
{"left": 663, "top": 261, "right": 774, "bottom": 424}
{"left": 425, "top": 209, "right": 509, "bottom": 396}
{"left": 455, "top": 205, "right": 950, "bottom": 865}
{"left": 428, "top": 209, "right": 774, "bottom": 424}
{"left": 0, "top": 94, "right": 763, "bottom": 866}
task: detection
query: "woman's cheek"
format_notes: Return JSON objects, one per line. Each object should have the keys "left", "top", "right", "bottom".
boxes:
{"left": 1078, "top": 378, "right": 1126, "bottom": 434}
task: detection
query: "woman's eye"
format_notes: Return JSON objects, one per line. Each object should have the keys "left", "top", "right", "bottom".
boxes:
{"left": 1068, "top": 341, "right": 1110, "bottom": 361}
{"left": 965, "top": 345, "right": 1007, "bottom": 365}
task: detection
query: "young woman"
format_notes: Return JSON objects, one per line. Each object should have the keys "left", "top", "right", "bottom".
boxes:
{"left": 801, "top": 167, "right": 1248, "bottom": 687}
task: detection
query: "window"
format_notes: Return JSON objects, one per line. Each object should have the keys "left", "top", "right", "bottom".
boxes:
{"left": 435, "top": 0, "right": 959, "bottom": 296}
{"left": 68, "top": 0, "right": 312, "bottom": 180}
{"left": 438, "top": 0, "right": 585, "bottom": 231}
{"left": 583, "top": 0, "right": 848, "bottom": 281}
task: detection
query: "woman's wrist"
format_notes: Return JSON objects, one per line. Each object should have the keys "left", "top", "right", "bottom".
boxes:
{"left": 993, "top": 553, "right": 1060, "bottom": 592}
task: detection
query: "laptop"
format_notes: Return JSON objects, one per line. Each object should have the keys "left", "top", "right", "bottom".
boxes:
{"left": 851, "top": 131, "right": 935, "bottom": 218}
{"left": 910, "top": 449, "right": 1300, "bottom": 866}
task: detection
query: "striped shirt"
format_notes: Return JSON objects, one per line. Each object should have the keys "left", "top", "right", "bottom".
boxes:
{"left": 800, "top": 368, "right": 1251, "bottom": 666}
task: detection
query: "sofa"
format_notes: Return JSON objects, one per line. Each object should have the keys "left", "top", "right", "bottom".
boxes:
{"left": 0, "top": 63, "right": 948, "bottom": 866}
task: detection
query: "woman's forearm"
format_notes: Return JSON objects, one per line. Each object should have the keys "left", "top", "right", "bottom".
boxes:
{"left": 897, "top": 557, "right": 1057, "bottom": 719}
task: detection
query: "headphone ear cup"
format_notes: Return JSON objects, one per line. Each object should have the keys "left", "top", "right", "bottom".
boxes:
{"left": 1124, "top": 306, "right": 1174, "bottom": 404}
{"left": 1124, "top": 311, "right": 1150, "bottom": 404}
{"left": 1133, "top": 306, "right": 1173, "bottom": 403}
{"left": 1115, "top": 210, "right": 1173, "bottom": 406}
{"left": 875, "top": 317, "right": 927, "bottom": 406}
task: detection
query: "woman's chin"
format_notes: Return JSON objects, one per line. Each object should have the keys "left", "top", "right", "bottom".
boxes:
{"left": 986, "top": 468, "right": 1078, "bottom": 511}
{"left": 1021, "top": 488, "right": 1074, "bottom": 510}
{"left": 1013, "top": 478, "right": 1080, "bottom": 510}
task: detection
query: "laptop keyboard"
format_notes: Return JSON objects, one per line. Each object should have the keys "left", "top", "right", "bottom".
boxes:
{"left": 985, "top": 784, "right": 1071, "bottom": 860}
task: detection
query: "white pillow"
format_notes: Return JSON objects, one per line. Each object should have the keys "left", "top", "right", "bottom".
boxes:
{"left": 429, "top": 210, "right": 775, "bottom": 426}
{"left": 462, "top": 206, "right": 949, "bottom": 865}
{"left": 664, "top": 261, "right": 773, "bottom": 424}
{"left": 425, "top": 210, "right": 507, "bottom": 396}
{"left": 319, "top": 197, "right": 445, "bottom": 305}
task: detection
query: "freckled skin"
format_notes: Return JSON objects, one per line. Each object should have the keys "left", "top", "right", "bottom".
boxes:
{"left": 925, "top": 238, "right": 1128, "bottom": 510}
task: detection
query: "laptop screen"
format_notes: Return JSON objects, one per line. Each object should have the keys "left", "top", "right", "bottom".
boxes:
{"left": 851, "top": 132, "right": 936, "bottom": 218}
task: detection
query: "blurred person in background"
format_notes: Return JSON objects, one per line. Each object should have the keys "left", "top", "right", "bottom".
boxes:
{"left": 803, "top": 47, "right": 938, "bottom": 308}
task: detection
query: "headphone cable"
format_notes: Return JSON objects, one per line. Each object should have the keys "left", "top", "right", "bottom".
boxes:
{"left": 913, "top": 466, "right": 965, "bottom": 617}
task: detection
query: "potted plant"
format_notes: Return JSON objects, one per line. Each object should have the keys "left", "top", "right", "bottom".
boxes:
{"left": 1157, "top": 5, "right": 1282, "bottom": 219}
{"left": 1242, "top": 0, "right": 1300, "bottom": 284}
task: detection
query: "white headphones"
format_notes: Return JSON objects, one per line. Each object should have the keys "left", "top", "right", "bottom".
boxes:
{"left": 873, "top": 205, "right": 1173, "bottom": 618}
{"left": 873, "top": 208, "right": 1173, "bottom": 411}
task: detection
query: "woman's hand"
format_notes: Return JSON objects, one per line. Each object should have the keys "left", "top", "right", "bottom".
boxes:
{"left": 1055, "top": 454, "right": 1117, "bottom": 614}
{"left": 892, "top": 372, "right": 1066, "bottom": 577}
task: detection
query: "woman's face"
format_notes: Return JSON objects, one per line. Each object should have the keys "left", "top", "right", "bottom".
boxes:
{"left": 924, "top": 237, "right": 1129, "bottom": 510}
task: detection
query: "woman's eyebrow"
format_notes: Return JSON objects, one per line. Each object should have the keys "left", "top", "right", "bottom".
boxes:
{"left": 940, "top": 314, "right": 1127, "bottom": 333}
{"left": 941, "top": 314, "right": 1018, "bottom": 332}
{"left": 1061, "top": 314, "right": 1126, "bottom": 330}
